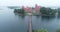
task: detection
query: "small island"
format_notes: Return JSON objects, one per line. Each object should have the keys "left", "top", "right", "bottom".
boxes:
{"left": 14, "top": 4, "right": 60, "bottom": 16}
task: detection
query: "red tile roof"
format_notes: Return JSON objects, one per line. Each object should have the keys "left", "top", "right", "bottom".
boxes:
{"left": 22, "top": 4, "right": 42, "bottom": 13}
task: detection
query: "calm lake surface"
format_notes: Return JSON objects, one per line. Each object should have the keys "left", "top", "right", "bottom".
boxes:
{"left": 0, "top": 7, "right": 60, "bottom": 32}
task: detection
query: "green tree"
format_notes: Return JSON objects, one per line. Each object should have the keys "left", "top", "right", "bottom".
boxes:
{"left": 56, "top": 29, "right": 60, "bottom": 32}
{"left": 40, "top": 7, "right": 56, "bottom": 15}
{"left": 40, "top": 7, "right": 47, "bottom": 15}
{"left": 32, "top": 29, "right": 48, "bottom": 32}
{"left": 14, "top": 8, "right": 25, "bottom": 15}
{"left": 57, "top": 8, "right": 60, "bottom": 15}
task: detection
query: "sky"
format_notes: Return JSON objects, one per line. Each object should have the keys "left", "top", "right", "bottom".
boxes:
{"left": 0, "top": 0, "right": 60, "bottom": 7}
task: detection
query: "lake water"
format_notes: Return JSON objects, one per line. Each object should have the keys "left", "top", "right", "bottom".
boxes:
{"left": 0, "top": 7, "right": 60, "bottom": 32}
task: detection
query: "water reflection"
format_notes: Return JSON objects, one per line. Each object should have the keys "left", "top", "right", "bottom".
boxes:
{"left": 14, "top": 13, "right": 26, "bottom": 19}
{"left": 57, "top": 16, "right": 60, "bottom": 19}
{"left": 32, "top": 15, "right": 60, "bottom": 32}
{"left": 41, "top": 16, "right": 55, "bottom": 22}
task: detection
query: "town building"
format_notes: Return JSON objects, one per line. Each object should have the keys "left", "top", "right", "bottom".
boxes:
{"left": 22, "top": 4, "right": 42, "bottom": 15}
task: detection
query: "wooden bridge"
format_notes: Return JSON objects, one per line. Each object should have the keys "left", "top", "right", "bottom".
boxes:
{"left": 28, "top": 15, "right": 32, "bottom": 32}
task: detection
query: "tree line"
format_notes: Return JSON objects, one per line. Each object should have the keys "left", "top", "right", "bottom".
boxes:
{"left": 14, "top": 7, "right": 60, "bottom": 16}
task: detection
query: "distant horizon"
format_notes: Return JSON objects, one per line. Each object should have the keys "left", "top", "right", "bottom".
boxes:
{"left": 0, "top": 5, "right": 60, "bottom": 9}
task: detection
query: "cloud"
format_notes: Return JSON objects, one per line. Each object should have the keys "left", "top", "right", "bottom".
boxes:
{"left": 0, "top": 0, "right": 60, "bottom": 7}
